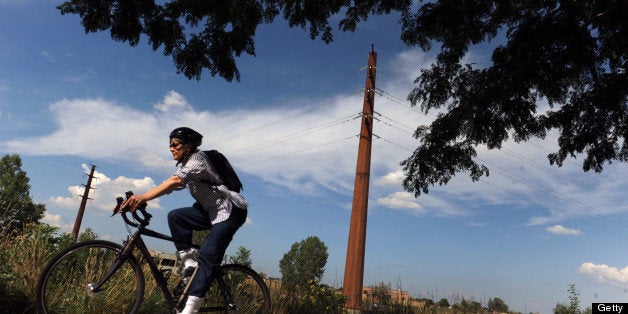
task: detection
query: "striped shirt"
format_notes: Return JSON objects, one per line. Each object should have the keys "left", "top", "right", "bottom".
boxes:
{"left": 175, "top": 150, "right": 248, "bottom": 225}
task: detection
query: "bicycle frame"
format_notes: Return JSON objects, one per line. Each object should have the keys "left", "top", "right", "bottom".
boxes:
{"left": 95, "top": 198, "right": 201, "bottom": 312}
{"left": 38, "top": 193, "right": 269, "bottom": 314}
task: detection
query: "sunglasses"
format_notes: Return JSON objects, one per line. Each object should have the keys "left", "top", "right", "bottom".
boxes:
{"left": 169, "top": 142, "right": 183, "bottom": 148}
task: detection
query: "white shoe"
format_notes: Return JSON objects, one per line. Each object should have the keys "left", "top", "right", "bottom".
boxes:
{"left": 179, "top": 295, "right": 204, "bottom": 314}
{"left": 179, "top": 249, "right": 199, "bottom": 269}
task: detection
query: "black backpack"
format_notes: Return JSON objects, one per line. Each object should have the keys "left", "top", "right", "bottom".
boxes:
{"left": 203, "top": 150, "right": 243, "bottom": 192}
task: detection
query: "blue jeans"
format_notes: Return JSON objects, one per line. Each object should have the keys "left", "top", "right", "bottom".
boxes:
{"left": 167, "top": 205, "right": 247, "bottom": 297}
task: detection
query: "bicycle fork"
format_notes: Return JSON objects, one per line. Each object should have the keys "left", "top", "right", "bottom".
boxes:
{"left": 87, "top": 251, "right": 133, "bottom": 292}
{"left": 87, "top": 232, "right": 139, "bottom": 293}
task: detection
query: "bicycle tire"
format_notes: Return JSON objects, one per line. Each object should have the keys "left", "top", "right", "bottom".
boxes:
{"left": 203, "top": 264, "right": 271, "bottom": 313}
{"left": 36, "top": 240, "right": 145, "bottom": 314}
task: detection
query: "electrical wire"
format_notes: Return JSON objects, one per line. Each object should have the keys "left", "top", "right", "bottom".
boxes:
{"left": 478, "top": 177, "right": 628, "bottom": 239}
{"left": 477, "top": 157, "right": 628, "bottom": 228}
{"left": 232, "top": 112, "right": 361, "bottom": 157}
{"left": 206, "top": 90, "right": 364, "bottom": 147}
{"left": 241, "top": 136, "right": 356, "bottom": 167}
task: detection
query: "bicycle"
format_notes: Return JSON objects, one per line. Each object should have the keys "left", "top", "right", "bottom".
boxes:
{"left": 36, "top": 191, "right": 270, "bottom": 313}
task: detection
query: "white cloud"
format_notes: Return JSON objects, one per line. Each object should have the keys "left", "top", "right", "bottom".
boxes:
{"left": 545, "top": 225, "right": 582, "bottom": 236}
{"left": 9, "top": 84, "right": 621, "bottom": 226}
{"left": 375, "top": 170, "right": 404, "bottom": 186}
{"left": 48, "top": 164, "right": 161, "bottom": 213}
{"left": 41, "top": 212, "right": 63, "bottom": 227}
{"left": 48, "top": 195, "right": 79, "bottom": 209}
{"left": 40, "top": 212, "right": 72, "bottom": 233}
{"left": 153, "top": 90, "right": 193, "bottom": 112}
{"left": 579, "top": 262, "right": 628, "bottom": 287}
{"left": 2, "top": 47, "right": 626, "bottom": 227}
{"left": 377, "top": 191, "right": 424, "bottom": 215}
{"left": 4, "top": 98, "right": 163, "bottom": 160}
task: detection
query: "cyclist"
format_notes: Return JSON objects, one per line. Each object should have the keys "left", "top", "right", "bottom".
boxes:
{"left": 121, "top": 127, "right": 248, "bottom": 313}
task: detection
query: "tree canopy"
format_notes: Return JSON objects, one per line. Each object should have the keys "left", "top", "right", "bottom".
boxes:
{"left": 229, "top": 246, "right": 252, "bottom": 267}
{"left": 399, "top": 0, "right": 626, "bottom": 195}
{"left": 487, "top": 296, "right": 509, "bottom": 313}
{"left": 0, "top": 154, "right": 45, "bottom": 235}
{"left": 57, "top": 0, "right": 409, "bottom": 82}
{"left": 58, "top": 0, "right": 627, "bottom": 194}
{"left": 279, "top": 236, "right": 328, "bottom": 290}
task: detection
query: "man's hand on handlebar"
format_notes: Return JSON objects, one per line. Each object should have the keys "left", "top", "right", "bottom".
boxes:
{"left": 112, "top": 191, "right": 152, "bottom": 225}
{"left": 119, "top": 195, "right": 146, "bottom": 212}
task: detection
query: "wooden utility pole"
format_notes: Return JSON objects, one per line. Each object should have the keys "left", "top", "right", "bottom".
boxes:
{"left": 343, "top": 47, "right": 377, "bottom": 312}
{"left": 71, "top": 164, "right": 96, "bottom": 242}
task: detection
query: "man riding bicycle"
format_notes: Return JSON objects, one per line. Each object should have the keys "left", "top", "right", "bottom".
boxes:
{"left": 121, "top": 127, "right": 248, "bottom": 313}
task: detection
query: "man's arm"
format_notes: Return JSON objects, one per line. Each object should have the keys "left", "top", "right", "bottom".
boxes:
{"left": 121, "top": 175, "right": 183, "bottom": 211}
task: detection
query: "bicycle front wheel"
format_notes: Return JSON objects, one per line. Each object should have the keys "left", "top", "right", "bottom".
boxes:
{"left": 204, "top": 264, "right": 271, "bottom": 313}
{"left": 36, "top": 239, "right": 145, "bottom": 314}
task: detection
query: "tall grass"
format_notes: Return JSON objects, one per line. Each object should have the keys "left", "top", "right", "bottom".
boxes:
{"left": 0, "top": 223, "right": 173, "bottom": 313}
{"left": 0, "top": 223, "right": 60, "bottom": 312}
{"left": 265, "top": 279, "right": 347, "bottom": 313}
{"left": 0, "top": 224, "right": 514, "bottom": 313}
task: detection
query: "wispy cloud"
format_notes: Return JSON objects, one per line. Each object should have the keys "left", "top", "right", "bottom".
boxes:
{"left": 40, "top": 50, "right": 55, "bottom": 62}
{"left": 1, "top": 48, "right": 626, "bottom": 230}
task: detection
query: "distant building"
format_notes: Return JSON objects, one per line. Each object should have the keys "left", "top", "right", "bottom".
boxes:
{"left": 147, "top": 250, "right": 178, "bottom": 273}
{"left": 362, "top": 286, "right": 409, "bottom": 304}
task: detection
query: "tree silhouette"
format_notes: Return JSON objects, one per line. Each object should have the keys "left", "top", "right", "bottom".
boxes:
{"left": 58, "top": 1, "right": 627, "bottom": 193}
{"left": 488, "top": 296, "right": 509, "bottom": 313}
{"left": 279, "top": 236, "right": 328, "bottom": 290}
{"left": 0, "top": 154, "right": 45, "bottom": 235}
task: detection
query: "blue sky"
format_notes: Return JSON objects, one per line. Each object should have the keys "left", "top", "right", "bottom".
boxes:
{"left": 1, "top": 1, "right": 627, "bottom": 312}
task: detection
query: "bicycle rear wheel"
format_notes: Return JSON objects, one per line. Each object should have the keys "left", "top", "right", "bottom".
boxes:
{"left": 36, "top": 240, "right": 145, "bottom": 314}
{"left": 203, "top": 264, "right": 270, "bottom": 313}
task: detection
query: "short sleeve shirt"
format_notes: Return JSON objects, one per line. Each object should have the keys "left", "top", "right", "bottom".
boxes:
{"left": 175, "top": 151, "right": 248, "bottom": 224}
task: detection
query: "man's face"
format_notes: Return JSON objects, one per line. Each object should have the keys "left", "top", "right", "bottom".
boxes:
{"left": 169, "top": 138, "right": 185, "bottom": 161}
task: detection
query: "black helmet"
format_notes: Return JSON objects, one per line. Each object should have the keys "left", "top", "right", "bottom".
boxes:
{"left": 170, "top": 127, "right": 203, "bottom": 147}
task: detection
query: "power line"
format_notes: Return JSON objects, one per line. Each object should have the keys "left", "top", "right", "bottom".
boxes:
{"left": 207, "top": 90, "right": 364, "bottom": 147}
{"left": 373, "top": 134, "right": 413, "bottom": 152}
{"left": 477, "top": 157, "right": 628, "bottom": 229}
{"left": 207, "top": 108, "right": 317, "bottom": 147}
{"left": 374, "top": 66, "right": 417, "bottom": 89}
{"left": 373, "top": 111, "right": 414, "bottom": 135}
{"left": 498, "top": 146, "right": 626, "bottom": 207}
{"left": 373, "top": 82, "right": 628, "bottom": 232}
{"left": 376, "top": 89, "right": 437, "bottom": 120}
{"left": 528, "top": 141, "right": 626, "bottom": 188}
{"left": 205, "top": 47, "right": 369, "bottom": 135}
{"left": 232, "top": 113, "right": 360, "bottom": 157}
{"left": 478, "top": 177, "right": 628, "bottom": 239}
{"left": 241, "top": 136, "right": 356, "bottom": 167}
